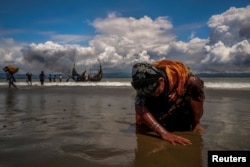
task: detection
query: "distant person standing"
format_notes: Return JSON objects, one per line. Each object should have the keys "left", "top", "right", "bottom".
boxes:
{"left": 59, "top": 75, "right": 62, "bottom": 82}
{"left": 53, "top": 75, "right": 56, "bottom": 82}
{"left": 66, "top": 75, "right": 71, "bottom": 82}
{"left": 26, "top": 72, "right": 32, "bottom": 86}
{"left": 48, "top": 74, "right": 52, "bottom": 82}
{"left": 7, "top": 72, "right": 17, "bottom": 89}
{"left": 39, "top": 71, "right": 45, "bottom": 85}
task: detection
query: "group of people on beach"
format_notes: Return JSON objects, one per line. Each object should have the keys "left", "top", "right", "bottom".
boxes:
{"left": 48, "top": 73, "right": 63, "bottom": 82}
{"left": 4, "top": 70, "right": 42, "bottom": 88}
{"left": 3, "top": 70, "right": 66, "bottom": 88}
{"left": 4, "top": 71, "right": 35, "bottom": 88}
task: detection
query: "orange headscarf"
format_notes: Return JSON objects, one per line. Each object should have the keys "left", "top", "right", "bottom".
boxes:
{"left": 153, "top": 59, "right": 189, "bottom": 96}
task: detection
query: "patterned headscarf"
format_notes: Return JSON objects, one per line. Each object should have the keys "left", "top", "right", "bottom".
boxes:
{"left": 131, "top": 63, "right": 163, "bottom": 97}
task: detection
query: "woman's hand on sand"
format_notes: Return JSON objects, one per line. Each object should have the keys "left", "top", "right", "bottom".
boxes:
{"left": 160, "top": 132, "right": 192, "bottom": 145}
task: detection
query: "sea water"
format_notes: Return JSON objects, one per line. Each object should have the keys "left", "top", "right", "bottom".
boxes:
{"left": 1, "top": 77, "right": 250, "bottom": 90}
{"left": 0, "top": 77, "right": 250, "bottom": 167}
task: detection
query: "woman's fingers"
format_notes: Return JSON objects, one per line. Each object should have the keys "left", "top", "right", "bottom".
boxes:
{"left": 164, "top": 133, "right": 192, "bottom": 145}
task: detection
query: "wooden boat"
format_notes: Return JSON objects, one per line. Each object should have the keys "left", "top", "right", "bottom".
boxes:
{"left": 71, "top": 60, "right": 103, "bottom": 82}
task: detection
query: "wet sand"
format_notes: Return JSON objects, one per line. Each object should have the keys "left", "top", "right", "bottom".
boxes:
{"left": 0, "top": 86, "right": 249, "bottom": 167}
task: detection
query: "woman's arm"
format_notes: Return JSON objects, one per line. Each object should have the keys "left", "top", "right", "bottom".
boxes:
{"left": 135, "top": 104, "right": 192, "bottom": 145}
{"left": 187, "top": 74, "right": 205, "bottom": 132}
{"left": 190, "top": 99, "right": 204, "bottom": 132}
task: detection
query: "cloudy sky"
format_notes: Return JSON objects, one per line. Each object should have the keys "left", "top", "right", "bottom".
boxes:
{"left": 1, "top": 0, "right": 250, "bottom": 75}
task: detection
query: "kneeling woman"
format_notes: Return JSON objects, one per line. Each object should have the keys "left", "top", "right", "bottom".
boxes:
{"left": 131, "top": 59, "right": 205, "bottom": 145}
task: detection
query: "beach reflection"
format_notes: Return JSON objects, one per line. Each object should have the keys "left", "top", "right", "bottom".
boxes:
{"left": 134, "top": 131, "right": 204, "bottom": 167}
{"left": 5, "top": 90, "right": 18, "bottom": 112}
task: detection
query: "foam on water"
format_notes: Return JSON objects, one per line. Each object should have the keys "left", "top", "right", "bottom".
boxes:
{"left": 0, "top": 78, "right": 250, "bottom": 90}
{"left": 204, "top": 82, "right": 250, "bottom": 89}
{"left": 0, "top": 81, "right": 131, "bottom": 87}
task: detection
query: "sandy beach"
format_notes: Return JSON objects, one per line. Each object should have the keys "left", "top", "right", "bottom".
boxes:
{"left": 0, "top": 84, "right": 250, "bottom": 167}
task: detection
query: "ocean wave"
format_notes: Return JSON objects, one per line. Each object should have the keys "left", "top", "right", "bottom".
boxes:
{"left": 204, "top": 82, "right": 250, "bottom": 89}
{"left": 0, "top": 80, "right": 250, "bottom": 90}
{"left": 0, "top": 81, "right": 131, "bottom": 87}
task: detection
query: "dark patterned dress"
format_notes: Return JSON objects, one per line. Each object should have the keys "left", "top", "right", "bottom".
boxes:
{"left": 136, "top": 72, "right": 205, "bottom": 132}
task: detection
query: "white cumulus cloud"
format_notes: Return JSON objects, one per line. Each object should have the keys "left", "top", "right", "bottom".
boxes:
{"left": 1, "top": 6, "right": 250, "bottom": 75}
{"left": 201, "top": 5, "right": 250, "bottom": 72}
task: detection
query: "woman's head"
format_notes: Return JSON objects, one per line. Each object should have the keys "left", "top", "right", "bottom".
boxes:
{"left": 131, "top": 63, "right": 165, "bottom": 97}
